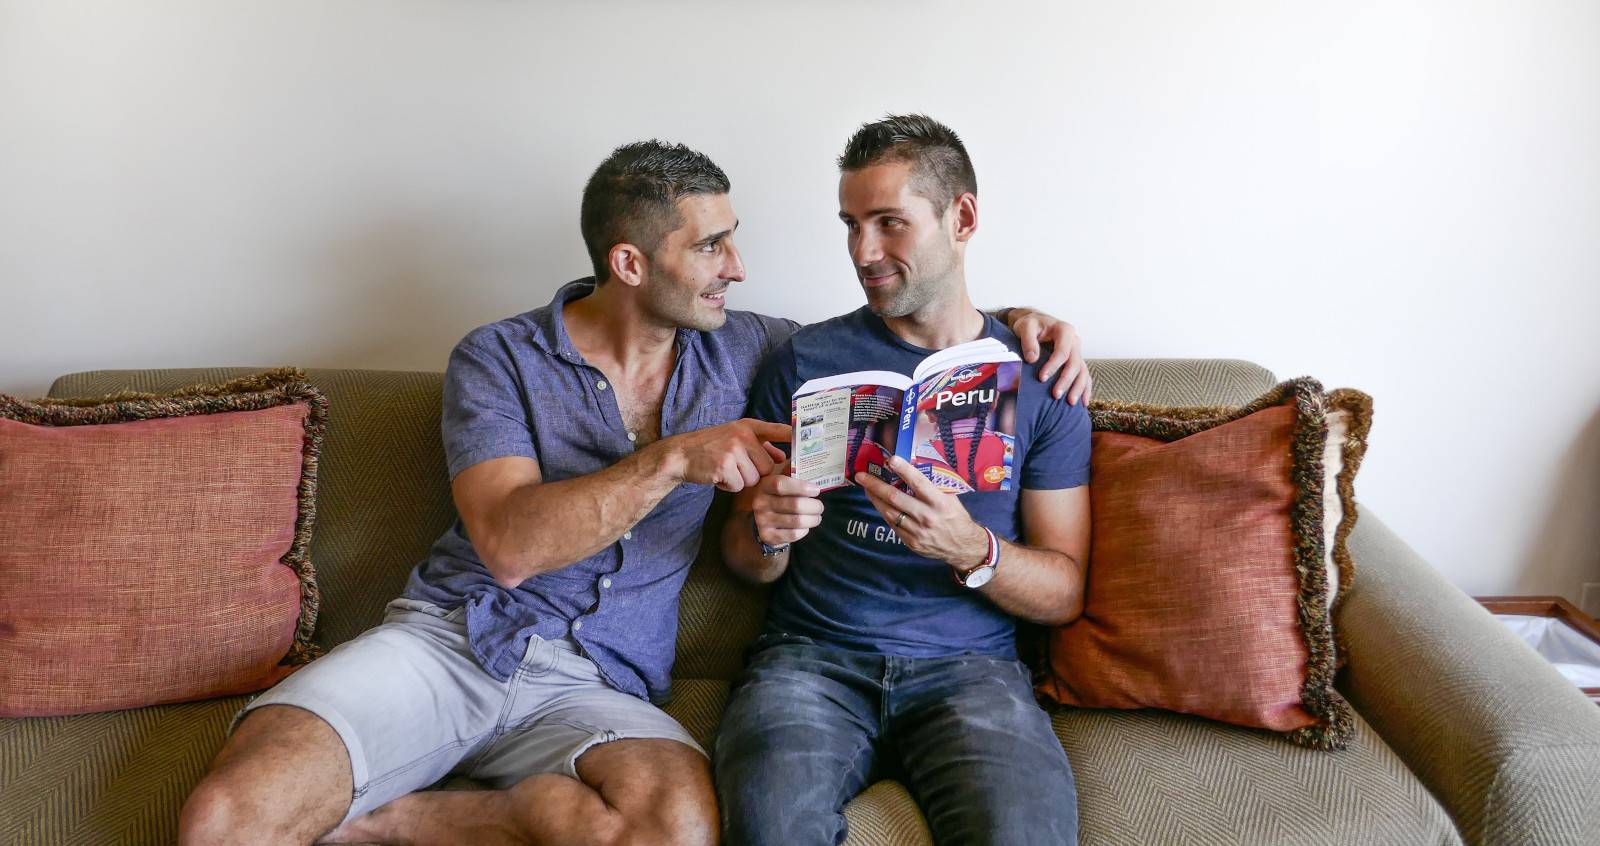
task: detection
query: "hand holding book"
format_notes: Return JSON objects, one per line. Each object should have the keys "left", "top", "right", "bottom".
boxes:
{"left": 750, "top": 461, "right": 824, "bottom": 548}
{"left": 854, "top": 455, "right": 990, "bottom": 571}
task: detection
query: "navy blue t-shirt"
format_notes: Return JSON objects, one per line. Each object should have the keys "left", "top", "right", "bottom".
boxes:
{"left": 745, "top": 307, "right": 1091, "bottom": 658}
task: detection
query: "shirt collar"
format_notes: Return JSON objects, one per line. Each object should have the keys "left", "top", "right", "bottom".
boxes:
{"left": 532, "top": 276, "right": 701, "bottom": 363}
{"left": 529, "top": 278, "right": 597, "bottom": 362}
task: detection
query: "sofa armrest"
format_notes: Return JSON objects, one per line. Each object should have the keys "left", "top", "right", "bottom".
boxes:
{"left": 1339, "top": 510, "right": 1600, "bottom": 846}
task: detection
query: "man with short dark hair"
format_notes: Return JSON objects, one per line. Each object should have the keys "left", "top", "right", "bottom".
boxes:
{"left": 179, "top": 137, "right": 1088, "bottom": 846}
{"left": 716, "top": 115, "right": 1089, "bottom": 845}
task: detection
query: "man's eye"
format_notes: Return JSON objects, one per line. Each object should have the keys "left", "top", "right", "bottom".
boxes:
{"left": 884, "top": 218, "right": 904, "bottom": 229}
{"left": 700, "top": 241, "right": 719, "bottom": 253}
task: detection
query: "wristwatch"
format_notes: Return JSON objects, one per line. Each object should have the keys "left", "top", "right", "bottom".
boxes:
{"left": 956, "top": 526, "right": 1000, "bottom": 589}
{"left": 752, "top": 512, "right": 789, "bottom": 556}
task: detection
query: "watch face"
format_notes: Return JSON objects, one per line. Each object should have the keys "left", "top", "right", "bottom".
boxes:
{"left": 963, "top": 565, "right": 995, "bottom": 589}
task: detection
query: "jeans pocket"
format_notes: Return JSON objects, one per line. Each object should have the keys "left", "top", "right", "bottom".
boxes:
{"left": 746, "top": 632, "right": 816, "bottom": 659}
{"left": 385, "top": 598, "right": 465, "bottom": 624}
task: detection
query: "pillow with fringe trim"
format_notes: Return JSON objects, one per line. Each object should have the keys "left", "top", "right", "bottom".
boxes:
{"left": 0, "top": 368, "right": 326, "bottom": 717}
{"left": 1036, "top": 378, "right": 1370, "bottom": 750}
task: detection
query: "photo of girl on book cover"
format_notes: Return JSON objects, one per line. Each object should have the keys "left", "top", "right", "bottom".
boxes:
{"left": 907, "top": 361, "right": 1020, "bottom": 493}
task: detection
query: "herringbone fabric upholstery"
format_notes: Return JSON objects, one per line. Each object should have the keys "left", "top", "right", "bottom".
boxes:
{"left": 1055, "top": 708, "right": 1459, "bottom": 845}
{"left": 1086, "top": 358, "right": 1276, "bottom": 407}
{"left": 649, "top": 677, "right": 1462, "bottom": 846}
{"left": 1341, "top": 513, "right": 1600, "bottom": 845}
{"left": 671, "top": 497, "right": 771, "bottom": 682}
{"left": 0, "top": 696, "right": 247, "bottom": 846}
{"left": 5, "top": 360, "right": 1586, "bottom": 845}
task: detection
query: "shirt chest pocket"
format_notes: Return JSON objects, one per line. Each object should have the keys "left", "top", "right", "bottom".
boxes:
{"left": 697, "top": 389, "right": 749, "bottom": 428}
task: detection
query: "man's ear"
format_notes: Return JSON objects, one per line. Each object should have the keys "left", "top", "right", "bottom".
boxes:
{"left": 951, "top": 193, "right": 979, "bottom": 244}
{"left": 608, "top": 243, "right": 648, "bottom": 287}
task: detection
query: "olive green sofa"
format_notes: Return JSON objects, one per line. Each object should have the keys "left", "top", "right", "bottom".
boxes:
{"left": 4, "top": 361, "right": 1598, "bottom": 845}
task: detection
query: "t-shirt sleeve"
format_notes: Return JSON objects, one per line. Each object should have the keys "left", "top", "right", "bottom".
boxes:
{"left": 441, "top": 333, "right": 538, "bottom": 479}
{"left": 755, "top": 314, "right": 803, "bottom": 360}
{"left": 1021, "top": 394, "right": 1092, "bottom": 490}
{"left": 745, "top": 338, "right": 799, "bottom": 430}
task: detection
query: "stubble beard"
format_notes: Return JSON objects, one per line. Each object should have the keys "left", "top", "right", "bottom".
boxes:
{"left": 864, "top": 244, "right": 958, "bottom": 320}
{"left": 645, "top": 264, "right": 727, "bottom": 332}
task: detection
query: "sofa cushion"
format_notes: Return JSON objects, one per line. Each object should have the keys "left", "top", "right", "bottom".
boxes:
{"left": 48, "top": 369, "right": 458, "bottom": 652}
{"left": 1039, "top": 380, "right": 1372, "bottom": 749}
{"left": 1057, "top": 706, "right": 1462, "bottom": 845}
{"left": 0, "top": 695, "right": 249, "bottom": 845}
{"left": 0, "top": 370, "right": 326, "bottom": 717}
{"left": 0, "top": 680, "right": 1462, "bottom": 846}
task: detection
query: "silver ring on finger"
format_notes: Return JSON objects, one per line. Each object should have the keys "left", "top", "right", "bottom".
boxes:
{"left": 895, "top": 510, "right": 907, "bottom": 528}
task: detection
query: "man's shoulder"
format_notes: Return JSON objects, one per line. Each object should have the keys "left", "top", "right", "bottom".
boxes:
{"left": 455, "top": 278, "right": 591, "bottom": 360}
{"left": 984, "top": 315, "right": 1024, "bottom": 353}
{"left": 451, "top": 309, "right": 553, "bottom": 370}
{"left": 787, "top": 307, "right": 873, "bottom": 351}
{"left": 712, "top": 309, "right": 801, "bottom": 356}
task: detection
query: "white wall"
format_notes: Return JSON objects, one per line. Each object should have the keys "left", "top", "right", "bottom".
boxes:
{"left": 4, "top": 1, "right": 1598, "bottom": 603}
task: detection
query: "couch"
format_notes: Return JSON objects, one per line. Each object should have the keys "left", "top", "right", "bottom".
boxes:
{"left": 4, "top": 361, "right": 1598, "bottom": 846}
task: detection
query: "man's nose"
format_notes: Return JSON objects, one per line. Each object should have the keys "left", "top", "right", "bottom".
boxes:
{"left": 723, "top": 240, "right": 746, "bottom": 282}
{"left": 852, "top": 231, "right": 883, "bottom": 269}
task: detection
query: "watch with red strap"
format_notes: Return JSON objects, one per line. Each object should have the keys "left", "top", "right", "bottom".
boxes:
{"left": 955, "top": 526, "right": 1000, "bottom": 589}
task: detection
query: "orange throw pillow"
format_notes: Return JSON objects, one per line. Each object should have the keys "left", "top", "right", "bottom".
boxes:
{"left": 1037, "top": 379, "right": 1371, "bottom": 749}
{"left": 0, "top": 369, "right": 326, "bottom": 717}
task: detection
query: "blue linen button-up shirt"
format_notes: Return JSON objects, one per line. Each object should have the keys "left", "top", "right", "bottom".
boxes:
{"left": 402, "top": 279, "right": 796, "bottom": 704}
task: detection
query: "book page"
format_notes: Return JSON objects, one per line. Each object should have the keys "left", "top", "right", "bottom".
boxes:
{"left": 791, "top": 371, "right": 911, "bottom": 492}
{"left": 792, "top": 387, "right": 852, "bottom": 489}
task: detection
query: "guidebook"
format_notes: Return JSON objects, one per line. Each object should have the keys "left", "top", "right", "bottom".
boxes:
{"left": 789, "top": 338, "right": 1022, "bottom": 494}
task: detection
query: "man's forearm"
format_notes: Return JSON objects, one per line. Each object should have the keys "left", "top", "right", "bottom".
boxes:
{"left": 973, "top": 540, "right": 1085, "bottom": 625}
{"left": 721, "top": 502, "right": 791, "bottom": 584}
{"left": 481, "top": 444, "right": 682, "bottom": 589}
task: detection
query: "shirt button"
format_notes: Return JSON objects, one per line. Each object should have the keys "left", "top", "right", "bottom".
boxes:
{"left": 572, "top": 620, "right": 583, "bottom": 631}
{"left": 626, "top": 430, "right": 637, "bottom": 442}
{"left": 596, "top": 380, "right": 608, "bottom": 391}
{"left": 622, "top": 530, "right": 633, "bottom": 540}
{"left": 601, "top": 577, "right": 612, "bottom": 589}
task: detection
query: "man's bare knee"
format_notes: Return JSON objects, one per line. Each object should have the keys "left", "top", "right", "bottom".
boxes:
{"left": 580, "top": 740, "right": 717, "bottom": 846}
{"left": 178, "top": 705, "right": 354, "bottom": 846}
{"left": 179, "top": 778, "right": 246, "bottom": 846}
{"left": 628, "top": 786, "right": 718, "bottom": 846}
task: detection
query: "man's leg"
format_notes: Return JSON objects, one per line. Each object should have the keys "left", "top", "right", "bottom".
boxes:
{"left": 891, "top": 656, "right": 1078, "bottom": 846}
{"left": 325, "top": 738, "right": 714, "bottom": 846}
{"left": 326, "top": 635, "right": 717, "bottom": 845}
{"left": 179, "top": 600, "right": 501, "bottom": 846}
{"left": 714, "top": 637, "right": 882, "bottom": 846}
{"left": 179, "top": 704, "right": 353, "bottom": 846}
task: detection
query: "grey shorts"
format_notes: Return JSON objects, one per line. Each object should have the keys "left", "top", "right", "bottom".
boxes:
{"left": 232, "top": 598, "right": 704, "bottom": 825}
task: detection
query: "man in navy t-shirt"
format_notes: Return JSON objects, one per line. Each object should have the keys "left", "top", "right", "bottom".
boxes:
{"left": 717, "top": 115, "right": 1091, "bottom": 845}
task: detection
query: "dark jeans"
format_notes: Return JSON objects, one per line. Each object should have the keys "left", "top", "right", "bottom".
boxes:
{"left": 714, "top": 634, "right": 1078, "bottom": 846}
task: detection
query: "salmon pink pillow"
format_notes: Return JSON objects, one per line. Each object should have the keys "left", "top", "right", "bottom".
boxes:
{"left": 1036, "top": 379, "right": 1371, "bottom": 750}
{"left": 0, "top": 369, "right": 326, "bottom": 717}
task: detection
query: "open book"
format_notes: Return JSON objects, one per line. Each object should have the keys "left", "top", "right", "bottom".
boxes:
{"left": 789, "top": 338, "right": 1022, "bottom": 494}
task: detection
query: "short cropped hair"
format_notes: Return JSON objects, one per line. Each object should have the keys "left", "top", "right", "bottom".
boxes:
{"left": 837, "top": 114, "right": 977, "bottom": 212}
{"left": 580, "top": 141, "right": 730, "bottom": 282}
